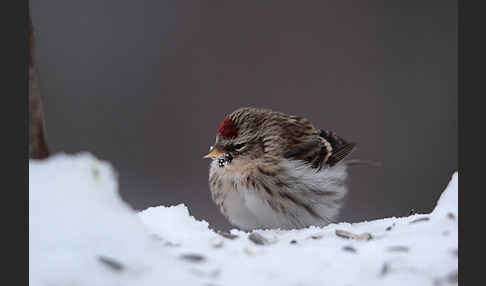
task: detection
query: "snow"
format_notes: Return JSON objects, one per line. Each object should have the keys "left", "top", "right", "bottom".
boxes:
{"left": 29, "top": 153, "right": 458, "bottom": 286}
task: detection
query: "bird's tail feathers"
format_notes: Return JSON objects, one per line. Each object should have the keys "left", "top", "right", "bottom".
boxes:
{"left": 343, "top": 159, "right": 382, "bottom": 168}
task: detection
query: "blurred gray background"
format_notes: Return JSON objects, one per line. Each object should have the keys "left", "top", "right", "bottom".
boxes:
{"left": 30, "top": 1, "right": 457, "bottom": 230}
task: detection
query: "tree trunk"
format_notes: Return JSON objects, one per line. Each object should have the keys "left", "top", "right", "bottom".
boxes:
{"left": 29, "top": 14, "right": 49, "bottom": 159}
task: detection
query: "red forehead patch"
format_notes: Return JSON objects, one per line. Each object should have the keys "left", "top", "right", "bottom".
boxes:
{"left": 218, "top": 118, "right": 238, "bottom": 139}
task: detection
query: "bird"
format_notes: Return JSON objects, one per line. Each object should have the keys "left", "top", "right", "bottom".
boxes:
{"left": 204, "top": 107, "right": 358, "bottom": 231}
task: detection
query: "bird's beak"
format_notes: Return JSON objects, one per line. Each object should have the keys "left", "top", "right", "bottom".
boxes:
{"left": 203, "top": 148, "right": 224, "bottom": 159}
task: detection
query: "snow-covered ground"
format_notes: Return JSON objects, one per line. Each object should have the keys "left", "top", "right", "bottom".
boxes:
{"left": 29, "top": 153, "right": 458, "bottom": 286}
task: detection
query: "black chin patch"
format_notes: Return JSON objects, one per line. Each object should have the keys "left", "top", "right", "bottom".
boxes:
{"left": 218, "top": 154, "right": 233, "bottom": 167}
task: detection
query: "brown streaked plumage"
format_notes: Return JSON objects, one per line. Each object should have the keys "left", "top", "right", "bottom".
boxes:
{"left": 205, "top": 107, "right": 357, "bottom": 230}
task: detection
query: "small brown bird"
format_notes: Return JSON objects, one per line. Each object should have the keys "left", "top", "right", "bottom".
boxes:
{"left": 204, "top": 107, "right": 357, "bottom": 231}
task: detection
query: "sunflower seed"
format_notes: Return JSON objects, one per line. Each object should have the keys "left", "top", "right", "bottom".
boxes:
{"left": 386, "top": 223, "right": 396, "bottom": 231}
{"left": 387, "top": 246, "right": 409, "bottom": 252}
{"left": 180, "top": 254, "right": 205, "bottom": 263}
{"left": 342, "top": 246, "right": 357, "bottom": 253}
{"left": 409, "top": 217, "right": 430, "bottom": 224}
{"left": 249, "top": 232, "right": 269, "bottom": 245}
{"left": 335, "top": 229, "right": 373, "bottom": 241}
{"left": 97, "top": 256, "right": 124, "bottom": 272}
{"left": 217, "top": 231, "right": 238, "bottom": 240}
{"left": 380, "top": 262, "right": 390, "bottom": 277}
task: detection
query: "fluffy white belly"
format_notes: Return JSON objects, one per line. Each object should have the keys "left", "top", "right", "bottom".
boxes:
{"left": 211, "top": 159, "right": 349, "bottom": 231}
{"left": 222, "top": 188, "right": 262, "bottom": 230}
{"left": 223, "top": 186, "right": 292, "bottom": 231}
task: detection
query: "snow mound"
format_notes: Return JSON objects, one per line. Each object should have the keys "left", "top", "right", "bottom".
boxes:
{"left": 138, "top": 204, "right": 219, "bottom": 251}
{"left": 432, "top": 172, "right": 458, "bottom": 219}
{"left": 30, "top": 153, "right": 458, "bottom": 286}
{"left": 29, "top": 153, "right": 190, "bottom": 286}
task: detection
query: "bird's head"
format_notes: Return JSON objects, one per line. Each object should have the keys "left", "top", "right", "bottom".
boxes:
{"left": 204, "top": 108, "right": 265, "bottom": 168}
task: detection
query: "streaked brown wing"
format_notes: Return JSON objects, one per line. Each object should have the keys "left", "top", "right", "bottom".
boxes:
{"left": 319, "top": 130, "right": 357, "bottom": 167}
{"left": 282, "top": 129, "right": 356, "bottom": 170}
{"left": 283, "top": 138, "right": 323, "bottom": 168}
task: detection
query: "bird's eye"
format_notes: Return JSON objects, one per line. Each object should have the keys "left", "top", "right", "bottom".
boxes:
{"left": 233, "top": 143, "right": 246, "bottom": 152}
